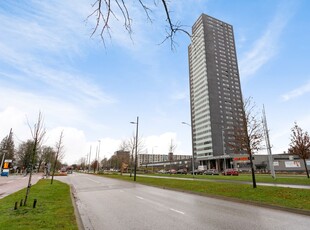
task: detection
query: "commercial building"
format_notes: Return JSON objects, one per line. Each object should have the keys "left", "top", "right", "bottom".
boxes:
{"left": 252, "top": 154, "right": 310, "bottom": 173}
{"left": 188, "top": 14, "right": 245, "bottom": 170}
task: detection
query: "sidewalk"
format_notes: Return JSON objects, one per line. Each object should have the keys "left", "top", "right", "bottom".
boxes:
{"left": 0, "top": 173, "right": 43, "bottom": 199}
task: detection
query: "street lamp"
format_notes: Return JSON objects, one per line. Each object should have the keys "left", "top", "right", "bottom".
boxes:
{"left": 222, "top": 129, "right": 226, "bottom": 171}
{"left": 0, "top": 150, "right": 8, "bottom": 174}
{"left": 130, "top": 116, "right": 139, "bottom": 181}
{"left": 152, "top": 146, "right": 157, "bottom": 173}
{"left": 97, "top": 140, "right": 101, "bottom": 172}
{"left": 181, "top": 121, "right": 195, "bottom": 178}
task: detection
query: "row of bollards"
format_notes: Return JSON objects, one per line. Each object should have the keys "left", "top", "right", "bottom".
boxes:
{"left": 14, "top": 199, "right": 37, "bottom": 210}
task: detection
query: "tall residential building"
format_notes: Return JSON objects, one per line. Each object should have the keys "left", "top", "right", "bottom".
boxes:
{"left": 188, "top": 14, "right": 245, "bottom": 170}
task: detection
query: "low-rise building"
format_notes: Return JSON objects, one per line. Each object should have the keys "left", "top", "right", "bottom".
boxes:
{"left": 138, "top": 153, "right": 191, "bottom": 167}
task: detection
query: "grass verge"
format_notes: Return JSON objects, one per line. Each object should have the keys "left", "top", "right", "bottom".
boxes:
{"left": 102, "top": 174, "right": 310, "bottom": 212}
{"left": 146, "top": 173, "right": 310, "bottom": 185}
{"left": 0, "top": 179, "right": 78, "bottom": 230}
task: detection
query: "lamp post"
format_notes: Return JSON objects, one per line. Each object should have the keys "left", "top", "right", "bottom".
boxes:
{"left": 152, "top": 146, "right": 157, "bottom": 173}
{"left": 84, "top": 154, "right": 88, "bottom": 171}
{"left": 88, "top": 146, "right": 92, "bottom": 173}
{"left": 221, "top": 129, "right": 226, "bottom": 171}
{"left": 97, "top": 140, "right": 101, "bottom": 173}
{"left": 221, "top": 127, "right": 232, "bottom": 171}
{"left": 181, "top": 122, "right": 195, "bottom": 178}
{"left": 0, "top": 150, "right": 8, "bottom": 174}
{"left": 130, "top": 116, "right": 139, "bottom": 181}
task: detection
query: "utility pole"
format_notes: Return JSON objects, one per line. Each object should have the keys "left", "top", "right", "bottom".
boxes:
{"left": 262, "top": 105, "right": 276, "bottom": 179}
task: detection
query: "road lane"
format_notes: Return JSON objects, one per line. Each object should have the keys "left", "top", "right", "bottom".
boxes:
{"left": 57, "top": 173, "right": 310, "bottom": 230}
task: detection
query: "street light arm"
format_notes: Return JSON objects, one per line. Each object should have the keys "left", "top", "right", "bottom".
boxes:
{"left": 181, "top": 121, "right": 191, "bottom": 127}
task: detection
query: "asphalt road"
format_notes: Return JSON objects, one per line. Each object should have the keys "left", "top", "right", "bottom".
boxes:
{"left": 57, "top": 173, "right": 310, "bottom": 230}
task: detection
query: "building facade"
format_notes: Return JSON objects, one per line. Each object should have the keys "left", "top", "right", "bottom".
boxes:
{"left": 138, "top": 153, "right": 192, "bottom": 167}
{"left": 188, "top": 14, "right": 245, "bottom": 170}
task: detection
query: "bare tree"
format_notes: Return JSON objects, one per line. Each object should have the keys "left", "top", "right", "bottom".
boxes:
{"left": 87, "top": 0, "right": 191, "bottom": 49}
{"left": 16, "top": 140, "right": 35, "bottom": 171}
{"left": 119, "top": 139, "right": 129, "bottom": 151}
{"left": 51, "top": 130, "right": 64, "bottom": 184}
{"left": 229, "top": 97, "right": 264, "bottom": 188}
{"left": 288, "top": 123, "right": 310, "bottom": 178}
{"left": 0, "top": 129, "right": 14, "bottom": 161}
{"left": 24, "top": 112, "right": 46, "bottom": 206}
{"left": 38, "top": 146, "right": 55, "bottom": 173}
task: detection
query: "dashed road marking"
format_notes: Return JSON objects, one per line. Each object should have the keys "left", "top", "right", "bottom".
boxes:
{"left": 170, "top": 208, "right": 185, "bottom": 215}
{"left": 86, "top": 178, "right": 101, "bottom": 184}
{"left": 136, "top": 196, "right": 144, "bottom": 200}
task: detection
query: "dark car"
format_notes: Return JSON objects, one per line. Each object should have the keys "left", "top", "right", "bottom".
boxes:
{"left": 204, "top": 169, "right": 219, "bottom": 175}
{"left": 222, "top": 168, "right": 239, "bottom": 176}
{"left": 177, "top": 169, "right": 187, "bottom": 174}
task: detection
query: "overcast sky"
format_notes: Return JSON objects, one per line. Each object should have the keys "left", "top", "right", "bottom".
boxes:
{"left": 1, "top": 0, "right": 309, "bottom": 165}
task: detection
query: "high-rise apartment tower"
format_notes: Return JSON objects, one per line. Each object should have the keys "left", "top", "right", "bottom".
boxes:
{"left": 188, "top": 14, "right": 245, "bottom": 170}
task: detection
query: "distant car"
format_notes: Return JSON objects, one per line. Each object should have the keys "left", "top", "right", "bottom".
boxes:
{"left": 222, "top": 168, "right": 239, "bottom": 176}
{"left": 158, "top": 169, "right": 167, "bottom": 174}
{"left": 168, "top": 169, "right": 177, "bottom": 174}
{"left": 177, "top": 169, "right": 187, "bottom": 174}
{"left": 190, "top": 169, "right": 204, "bottom": 175}
{"left": 204, "top": 169, "right": 219, "bottom": 175}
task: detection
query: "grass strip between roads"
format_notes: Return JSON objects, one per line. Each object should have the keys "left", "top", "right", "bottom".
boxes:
{"left": 0, "top": 179, "right": 78, "bottom": 230}
{"left": 139, "top": 172, "right": 310, "bottom": 185}
{"left": 103, "top": 174, "right": 310, "bottom": 212}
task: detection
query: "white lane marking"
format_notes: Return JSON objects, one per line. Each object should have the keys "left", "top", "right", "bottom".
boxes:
{"left": 136, "top": 196, "right": 144, "bottom": 200}
{"left": 86, "top": 177, "right": 101, "bottom": 184}
{"left": 170, "top": 208, "right": 185, "bottom": 215}
{"left": 7, "top": 180, "right": 13, "bottom": 183}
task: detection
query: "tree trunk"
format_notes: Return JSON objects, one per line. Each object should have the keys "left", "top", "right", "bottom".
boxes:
{"left": 249, "top": 152, "right": 257, "bottom": 188}
{"left": 303, "top": 158, "right": 309, "bottom": 179}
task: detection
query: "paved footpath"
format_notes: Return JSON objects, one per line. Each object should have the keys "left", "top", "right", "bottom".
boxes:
{"left": 0, "top": 173, "right": 43, "bottom": 199}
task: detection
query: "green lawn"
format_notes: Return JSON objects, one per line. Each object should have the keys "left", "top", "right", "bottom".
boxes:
{"left": 0, "top": 179, "right": 78, "bottom": 230}
{"left": 145, "top": 173, "right": 310, "bottom": 185}
{"left": 102, "top": 173, "right": 310, "bottom": 212}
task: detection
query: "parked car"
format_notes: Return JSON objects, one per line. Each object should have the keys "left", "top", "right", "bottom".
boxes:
{"left": 222, "top": 168, "right": 239, "bottom": 176}
{"left": 204, "top": 169, "right": 219, "bottom": 175}
{"left": 190, "top": 169, "right": 204, "bottom": 175}
{"left": 177, "top": 169, "right": 187, "bottom": 174}
{"left": 158, "top": 169, "right": 167, "bottom": 174}
{"left": 167, "top": 169, "right": 177, "bottom": 174}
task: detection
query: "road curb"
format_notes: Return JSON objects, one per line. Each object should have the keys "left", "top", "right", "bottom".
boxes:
{"left": 158, "top": 185, "right": 310, "bottom": 217}
{"left": 70, "top": 185, "right": 85, "bottom": 230}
